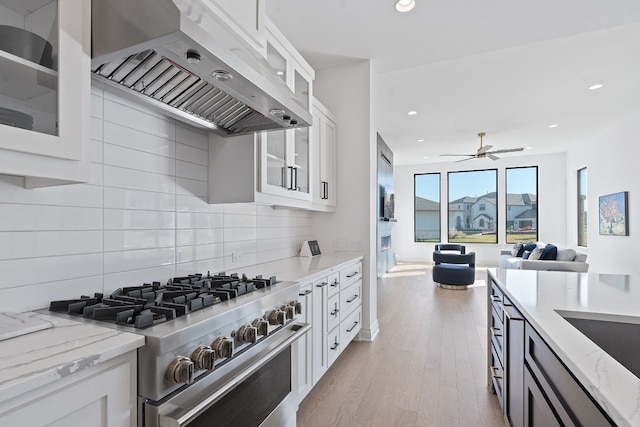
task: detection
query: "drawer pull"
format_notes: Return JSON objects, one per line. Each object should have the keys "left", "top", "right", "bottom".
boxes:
{"left": 330, "top": 281, "right": 339, "bottom": 287}
{"left": 347, "top": 321, "right": 359, "bottom": 332}
{"left": 490, "top": 326, "right": 502, "bottom": 337}
{"left": 346, "top": 294, "right": 359, "bottom": 303}
{"left": 491, "top": 295, "right": 501, "bottom": 303}
{"left": 330, "top": 342, "right": 340, "bottom": 351}
{"left": 331, "top": 309, "right": 339, "bottom": 316}
{"left": 316, "top": 282, "right": 328, "bottom": 288}
{"left": 490, "top": 366, "right": 503, "bottom": 379}
{"left": 299, "top": 289, "right": 312, "bottom": 296}
{"left": 346, "top": 271, "right": 359, "bottom": 278}
{"left": 503, "top": 305, "right": 524, "bottom": 321}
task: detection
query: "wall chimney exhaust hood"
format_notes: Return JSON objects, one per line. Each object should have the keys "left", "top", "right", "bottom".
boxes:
{"left": 91, "top": 0, "right": 312, "bottom": 136}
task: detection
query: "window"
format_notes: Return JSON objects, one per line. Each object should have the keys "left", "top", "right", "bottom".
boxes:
{"left": 414, "top": 173, "right": 441, "bottom": 242}
{"left": 506, "top": 167, "right": 538, "bottom": 244}
{"left": 447, "top": 169, "right": 497, "bottom": 243}
{"left": 578, "top": 168, "right": 588, "bottom": 246}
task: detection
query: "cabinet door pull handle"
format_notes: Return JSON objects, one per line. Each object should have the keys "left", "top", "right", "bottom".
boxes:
{"left": 346, "top": 271, "right": 359, "bottom": 278}
{"left": 287, "top": 166, "right": 295, "bottom": 190}
{"left": 490, "top": 366, "right": 503, "bottom": 379}
{"left": 491, "top": 295, "right": 501, "bottom": 303}
{"left": 490, "top": 326, "right": 502, "bottom": 337}
{"left": 503, "top": 305, "right": 524, "bottom": 321}
{"left": 293, "top": 166, "right": 298, "bottom": 191}
{"left": 331, "top": 309, "right": 339, "bottom": 316}
{"left": 299, "top": 289, "right": 312, "bottom": 296}
{"left": 281, "top": 166, "right": 288, "bottom": 188}
{"left": 330, "top": 342, "right": 340, "bottom": 350}
{"left": 346, "top": 321, "right": 359, "bottom": 333}
{"left": 330, "top": 282, "right": 339, "bottom": 287}
{"left": 346, "top": 295, "right": 359, "bottom": 303}
{"left": 316, "top": 282, "right": 328, "bottom": 288}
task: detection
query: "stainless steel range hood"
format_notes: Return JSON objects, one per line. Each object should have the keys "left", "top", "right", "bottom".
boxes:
{"left": 91, "top": 0, "right": 312, "bottom": 136}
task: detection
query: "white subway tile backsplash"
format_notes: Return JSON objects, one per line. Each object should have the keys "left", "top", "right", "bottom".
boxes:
{"left": 0, "top": 253, "right": 102, "bottom": 289}
{"left": 0, "top": 205, "right": 102, "bottom": 231}
{"left": 103, "top": 165, "right": 176, "bottom": 194}
{"left": 103, "top": 247, "right": 175, "bottom": 274}
{"left": 0, "top": 87, "right": 312, "bottom": 310}
{"left": 104, "top": 121, "right": 176, "bottom": 158}
{"left": 104, "top": 187, "right": 175, "bottom": 211}
{"left": 104, "top": 230, "right": 175, "bottom": 252}
{"left": 104, "top": 209, "right": 176, "bottom": 230}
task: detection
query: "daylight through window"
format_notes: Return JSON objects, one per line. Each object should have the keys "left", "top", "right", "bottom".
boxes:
{"left": 414, "top": 173, "right": 440, "bottom": 242}
{"left": 447, "top": 169, "right": 497, "bottom": 243}
{"left": 578, "top": 168, "right": 588, "bottom": 246}
{"left": 506, "top": 167, "right": 538, "bottom": 244}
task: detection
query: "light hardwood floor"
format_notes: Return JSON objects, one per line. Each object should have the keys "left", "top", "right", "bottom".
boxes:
{"left": 297, "top": 262, "right": 505, "bottom": 427}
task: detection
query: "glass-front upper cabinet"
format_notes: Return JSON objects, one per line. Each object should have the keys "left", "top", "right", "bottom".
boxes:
{"left": 260, "top": 128, "right": 311, "bottom": 201}
{"left": 0, "top": 0, "right": 90, "bottom": 185}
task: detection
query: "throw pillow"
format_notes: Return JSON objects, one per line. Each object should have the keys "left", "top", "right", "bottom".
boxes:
{"left": 523, "top": 242, "right": 537, "bottom": 253}
{"left": 511, "top": 242, "right": 523, "bottom": 257}
{"left": 529, "top": 247, "right": 544, "bottom": 260}
{"left": 540, "top": 243, "right": 558, "bottom": 260}
{"left": 556, "top": 248, "right": 576, "bottom": 262}
{"left": 522, "top": 250, "right": 532, "bottom": 259}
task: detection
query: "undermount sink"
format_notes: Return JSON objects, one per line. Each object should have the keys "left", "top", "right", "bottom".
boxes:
{"left": 557, "top": 311, "right": 640, "bottom": 380}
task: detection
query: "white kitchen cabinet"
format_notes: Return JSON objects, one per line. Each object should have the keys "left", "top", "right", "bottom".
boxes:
{"left": 0, "top": 0, "right": 90, "bottom": 187}
{"left": 311, "top": 98, "right": 337, "bottom": 210}
{"left": 0, "top": 351, "right": 137, "bottom": 427}
{"left": 203, "top": 0, "right": 266, "bottom": 53}
{"left": 311, "top": 275, "right": 330, "bottom": 385}
{"left": 295, "top": 282, "right": 314, "bottom": 402}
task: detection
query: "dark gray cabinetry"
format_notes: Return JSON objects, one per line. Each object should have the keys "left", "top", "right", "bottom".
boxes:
{"left": 503, "top": 299, "right": 525, "bottom": 427}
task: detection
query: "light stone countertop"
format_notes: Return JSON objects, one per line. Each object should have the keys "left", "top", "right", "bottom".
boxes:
{"left": 0, "top": 312, "right": 144, "bottom": 404}
{"left": 488, "top": 268, "right": 640, "bottom": 427}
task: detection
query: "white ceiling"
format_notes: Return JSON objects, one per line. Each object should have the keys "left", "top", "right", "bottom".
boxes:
{"left": 266, "top": 0, "right": 640, "bottom": 165}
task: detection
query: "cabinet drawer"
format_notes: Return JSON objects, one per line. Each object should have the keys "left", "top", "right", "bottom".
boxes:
{"left": 340, "top": 309, "right": 361, "bottom": 347}
{"left": 327, "top": 327, "right": 341, "bottom": 366}
{"left": 525, "top": 323, "right": 613, "bottom": 427}
{"left": 340, "top": 280, "right": 361, "bottom": 318}
{"left": 340, "top": 262, "right": 362, "bottom": 288}
{"left": 327, "top": 293, "right": 340, "bottom": 331}
{"left": 490, "top": 281, "right": 503, "bottom": 321}
{"left": 490, "top": 342, "right": 504, "bottom": 406}
{"left": 490, "top": 305, "right": 504, "bottom": 358}
{"left": 328, "top": 272, "right": 340, "bottom": 297}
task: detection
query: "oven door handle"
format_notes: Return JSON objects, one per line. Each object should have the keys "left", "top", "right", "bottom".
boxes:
{"left": 158, "top": 322, "right": 311, "bottom": 427}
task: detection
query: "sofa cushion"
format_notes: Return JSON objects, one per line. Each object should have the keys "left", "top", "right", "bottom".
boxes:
{"left": 556, "top": 248, "right": 577, "bottom": 262}
{"left": 540, "top": 243, "right": 558, "bottom": 260}
{"left": 574, "top": 252, "right": 588, "bottom": 263}
{"left": 529, "top": 247, "right": 544, "bottom": 260}
{"left": 511, "top": 242, "right": 524, "bottom": 256}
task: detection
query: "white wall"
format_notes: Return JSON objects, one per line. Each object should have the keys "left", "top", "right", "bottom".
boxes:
{"left": 394, "top": 152, "right": 567, "bottom": 265}
{"left": 0, "top": 86, "right": 312, "bottom": 312}
{"left": 311, "top": 61, "right": 379, "bottom": 341}
{"left": 566, "top": 106, "right": 640, "bottom": 274}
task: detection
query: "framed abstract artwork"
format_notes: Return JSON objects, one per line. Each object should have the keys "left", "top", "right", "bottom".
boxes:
{"left": 599, "top": 191, "right": 629, "bottom": 236}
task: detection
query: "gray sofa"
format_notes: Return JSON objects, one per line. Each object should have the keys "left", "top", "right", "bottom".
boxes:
{"left": 499, "top": 244, "right": 589, "bottom": 272}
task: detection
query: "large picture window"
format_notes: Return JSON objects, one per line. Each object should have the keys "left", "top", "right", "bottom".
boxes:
{"left": 506, "top": 167, "right": 538, "bottom": 244}
{"left": 578, "top": 168, "right": 588, "bottom": 246}
{"left": 414, "top": 173, "right": 440, "bottom": 242}
{"left": 448, "top": 169, "right": 497, "bottom": 243}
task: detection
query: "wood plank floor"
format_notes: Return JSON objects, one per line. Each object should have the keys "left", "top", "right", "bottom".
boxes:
{"left": 297, "top": 262, "right": 505, "bottom": 427}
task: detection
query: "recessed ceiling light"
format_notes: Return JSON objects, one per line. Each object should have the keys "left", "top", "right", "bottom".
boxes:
{"left": 525, "top": 147, "right": 533, "bottom": 150}
{"left": 423, "top": 156, "right": 429, "bottom": 159}
{"left": 417, "top": 138, "right": 425, "bottom": 142}
{"left": 589, "top": 83, "right": 604, "bottom": 90}
{"left": 407, "top": 110, "right": 417, "bottom": 116}
{"left": 548, "top": 124, "right": 558, "bottom": 128}
{"left": 395, "top": 0, "right": 416, "bottom": 12}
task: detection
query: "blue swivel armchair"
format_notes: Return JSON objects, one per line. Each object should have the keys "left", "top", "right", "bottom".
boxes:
{"left": 432, "top": 244, "right": 476, "bottom": 289}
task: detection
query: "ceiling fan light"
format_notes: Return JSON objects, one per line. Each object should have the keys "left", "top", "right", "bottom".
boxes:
{"left": 395, "top": 0, "right": 415, "bottom": 13}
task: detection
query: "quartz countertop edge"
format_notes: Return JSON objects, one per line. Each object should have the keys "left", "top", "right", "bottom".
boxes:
{"left": 0, "top": 313, "right": 144, "bottom": 404}
{"left": 488, "top": 268, "right": 640, "bottom": 427}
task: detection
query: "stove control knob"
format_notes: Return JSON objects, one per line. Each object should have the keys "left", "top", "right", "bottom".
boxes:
{"left": 191, "top": 345, "right": 215, "bottom": 370}
{"left": 233, "top": 324, "right": 258, "bottom": 344}
{"left": 252, "top": 318, "right": 269, "bottom": 336}
{"left": 290, "top": 300, "right": 303, "bottom": 315}
{"left": 166, "top": 356, "right": 195, "bottom": 385}
{"left": 280, "top": 304, "right": 296, "bottom": 320}
{"left": 211, "top": 336, "right": 234, "bottom": 359}
{"left": 267, "top": 309, "right": 286, "bottom": 325}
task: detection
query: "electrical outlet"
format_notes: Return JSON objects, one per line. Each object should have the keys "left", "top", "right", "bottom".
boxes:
{"left": 334, "top": 239, "right": 349, "bottom": 251}
{"left": 351, "top": 240, "right": 363, "bottom": 251}
{"left": 232, "top": 252, "right": 243, "bottom": 262}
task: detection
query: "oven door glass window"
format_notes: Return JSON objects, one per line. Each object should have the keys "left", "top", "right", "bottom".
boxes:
{"left": 189, "top": 347, "right": 291, "bottom": 427}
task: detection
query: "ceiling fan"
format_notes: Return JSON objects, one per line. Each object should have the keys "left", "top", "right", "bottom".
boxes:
{"left": 441, "top": 132, "right": 524, "bottom": 162}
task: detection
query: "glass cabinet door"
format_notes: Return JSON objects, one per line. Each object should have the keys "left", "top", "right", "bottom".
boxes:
{"left": 294, "top": 126, "right": 309, "bottom": 195}
{"left": 0, "top": 0, "right": 58, "bottom": 136}
{"left": 294, "top": 69, "right": 310, "bottom": 110}
{"left": 266, "top": 41, "right": 287, "bottom": 85}
{"left": 265, "top": 129, "right": 287, "bottom": 188}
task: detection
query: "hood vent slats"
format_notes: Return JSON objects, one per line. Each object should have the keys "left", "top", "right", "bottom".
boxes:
{"left": 93, "top": 49, "right": 273, "bottom": 135}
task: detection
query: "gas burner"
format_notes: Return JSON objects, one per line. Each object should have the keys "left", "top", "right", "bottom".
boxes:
{"left": 48, "top": 273, "right": 278, "bottom": 329}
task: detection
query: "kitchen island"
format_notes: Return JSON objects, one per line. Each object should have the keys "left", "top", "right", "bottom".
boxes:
{"left": 488, "top": 268, "right": 640, "bottom": 426}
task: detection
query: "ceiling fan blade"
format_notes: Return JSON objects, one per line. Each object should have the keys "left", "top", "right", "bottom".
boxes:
{"left": 440, "top": 153, "right": 475, "bottom": 157}
{"left": 477, "top": 144, "right": 493, "bottom": 155}
{"left": 486, "top": 147, "right": 525, "bottom": 154}
{"left": 487, "top": 153, "right": 500, "bottom": 161}
{"left": 455, "top": 156, "right": 476, "bottom": 163}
